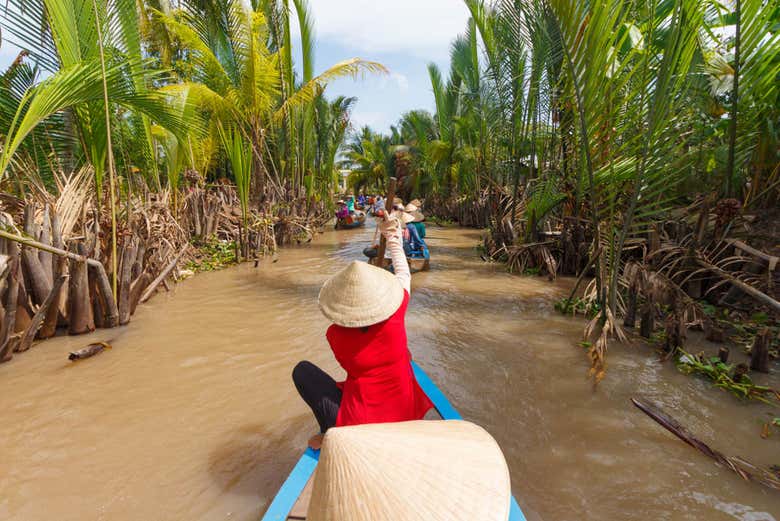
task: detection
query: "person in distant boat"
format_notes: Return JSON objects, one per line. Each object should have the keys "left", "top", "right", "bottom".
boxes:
{"left": 292, "top": 210, "right": 433, "bottom": 449}
{"left": 335, "top": 200, "right": 349, "bottom": 220}
{"left": 357, "top": 193, "right": 366, "bottom": 208}
{"left": 411, "top": 210, "right": 426, "bottom": 239}
{"left": 402, "top": 204, "right": 424, "bottom": 254}
{"left": 345, "top": 196, "right": 356, "bottom": 213}
{"left": 373, "top": 195, "right": 384, "bottom": 214}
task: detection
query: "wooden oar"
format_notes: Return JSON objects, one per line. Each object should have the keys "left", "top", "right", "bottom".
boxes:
{"left": 373, "top": 177, "right": 397, "bottom": 267}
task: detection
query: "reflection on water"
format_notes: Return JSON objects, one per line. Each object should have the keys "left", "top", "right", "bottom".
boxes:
{"left": 0, "top": 223, "right": 777, "bottom": 521}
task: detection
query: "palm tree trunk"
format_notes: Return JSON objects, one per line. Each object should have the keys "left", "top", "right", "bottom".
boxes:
{"left": 251, "top": 123, "right": 267, "bottom": 205}
{"left": 92, "top": 0, "right": 118, "bottom": 299}
{"left": 725, "top": 0, "right": 741, "bottom": 198}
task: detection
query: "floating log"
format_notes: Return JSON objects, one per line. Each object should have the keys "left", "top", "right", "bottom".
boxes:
{"left": 139, "top": 246, "right": 188, "bottom": 304}
{"left": 17, "top": 275, "right": 66, "bottom": 352}
{"left": 750, "top": 328, "right": 771, "bottom": 374}
{"left": 69, "top": 341, "right": 112, "bottom": 361}
{"left": 632, "top": 397, "right": 780, "bottom": 491}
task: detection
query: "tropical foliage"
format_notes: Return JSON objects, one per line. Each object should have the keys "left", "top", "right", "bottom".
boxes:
{"left": 0, "top": 0, "right": 385, "bottom": 266}
{"left": 357, "top": 0, "right": 779, "bottom": 378}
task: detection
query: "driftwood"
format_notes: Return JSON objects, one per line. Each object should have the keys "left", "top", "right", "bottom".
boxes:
{"left": 69, "top": 341, "right": 112, "bottom": 361}
{"left": 139, "top": 246, "right": 188, "bottom": 304}
{"left": 632, "top": 397, "right": 780, "bottom": 491}
{"left": 17, "top": 275, "right": 67, "bottom": 352}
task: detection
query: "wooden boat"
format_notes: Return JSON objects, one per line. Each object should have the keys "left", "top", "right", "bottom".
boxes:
{"left": 334, "top": 211, "right": 366, "bottom": 230}
{"left": 261, "top": 361, "right": 527, "bottom": 521}
{"left": 407, "top": 241, "right": 430, "bottom": 273}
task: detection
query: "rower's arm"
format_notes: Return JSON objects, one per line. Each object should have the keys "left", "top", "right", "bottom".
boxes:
{"left": 385, "top": 225, "right": 411, "bottom": 294}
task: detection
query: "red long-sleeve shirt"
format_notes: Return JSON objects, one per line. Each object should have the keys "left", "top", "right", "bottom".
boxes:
{"left": 327, "top": 291, "right": 433, "bottom": 426}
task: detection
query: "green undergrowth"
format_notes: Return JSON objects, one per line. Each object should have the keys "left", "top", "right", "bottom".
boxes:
{"left": 554, "top": 296, "right": 601, "bottom": 318}
{"left": 698, "top": 301, "right": 780, "bottom": 354}
{"left": 676, "top": 350, "right": 780, "bottom": 405}
{"left": 186, "top": 236, "right": 238, "bottom": 273}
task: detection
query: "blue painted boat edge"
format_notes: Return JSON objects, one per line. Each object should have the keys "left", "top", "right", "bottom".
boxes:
{"left": 261, "top": 362, "right": 528, "bottom": 521}
{"left": 411, "top": 361, "right": 461, "bottom": 420}
{"left": 260, "top": 447, "right": 319, "bottom": 521}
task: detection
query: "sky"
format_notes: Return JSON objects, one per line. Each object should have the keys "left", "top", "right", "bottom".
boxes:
{"left": 0, "top": 0, "right": 472, "bottom": 134}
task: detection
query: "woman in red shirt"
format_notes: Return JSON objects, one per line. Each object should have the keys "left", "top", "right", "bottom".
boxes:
{"left": 292, "top": 211, "right": 432, "bottom": 448}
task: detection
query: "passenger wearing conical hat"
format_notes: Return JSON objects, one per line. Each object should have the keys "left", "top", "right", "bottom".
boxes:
{"left": 306, "top": 420, "right": 512, "bottom": 521}
{"left": 411, "top": 209, "right": 426, "bottom": 239}
{"left": 292, "top": 210, "right": 433, "bottom": 449}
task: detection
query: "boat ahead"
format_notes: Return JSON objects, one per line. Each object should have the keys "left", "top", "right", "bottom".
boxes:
{"left": 334, "top": 211, "right": 366, "bottom": 230}
{"left": 260, "top": 361, "right": 527, "bottom": 521}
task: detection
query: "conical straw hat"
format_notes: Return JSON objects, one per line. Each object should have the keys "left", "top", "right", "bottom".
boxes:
{"left": 412, "top": 210, "right": 425, "bottom": 222}
{"left": 307, "top": 420, "right": 511, "bottom": 521}
{"left": 318, "top": 260, "right": 404, "bottom": 327}
{"left": 400, "top": 211, "right": 415, "bottom": 225}
{"left": 404, "top": 203, "right": 418, "bottom": 212}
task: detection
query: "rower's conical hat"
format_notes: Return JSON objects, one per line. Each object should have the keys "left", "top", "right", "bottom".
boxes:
{"left": 318, "top": 260, "right": 404, "bottom": 327}
{"left": 307, "top": 420, "right": 511, "bottom": 521}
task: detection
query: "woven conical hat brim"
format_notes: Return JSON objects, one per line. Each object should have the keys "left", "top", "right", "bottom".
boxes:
{"left": 307, "top": 420, "right": 511, "bottom": 521}
{"left": 412, "top": 211, "right": 425, "bottom": 222}
{"left": 404, "top": 203, "right": 418, "bottom": 212}
{"left": 318, "top": 260, "right": 404, "bottom": 328}
{"left": 400, "top": 212, "right": 415, "bottom": 225}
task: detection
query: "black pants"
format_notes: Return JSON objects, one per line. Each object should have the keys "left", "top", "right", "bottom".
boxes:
{"left": 292, "top": 361, "right": 342, "bottom": 433}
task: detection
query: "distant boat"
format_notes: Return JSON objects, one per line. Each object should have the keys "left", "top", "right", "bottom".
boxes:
{"left": 364, "top": 241, "right": 431, "bottom": 274}
{"left": 334, "top": 211, "right": 366, "bottom": 230}
{"left": 260, "top": 361, "right": 527, "bottom": 521}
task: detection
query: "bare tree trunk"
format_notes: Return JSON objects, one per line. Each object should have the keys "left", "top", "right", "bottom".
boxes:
{"left": 68, "top": 243, "right": 95, "bottom": 335}
{"left": 750, "top": 328, "right": 771, "bottom": 373}
{"left": 39, "top": 256, "right": 65, "bottom": 339}
{"left": 18, "top": 276, "right": 66, "bottom": 352}
{"left": 0, "top": 251, "right": 20, "bottom": 362}
{"left": 22, "top": 206, "right": 53, "bottom": 306}
{"left": 118, "top": 238, "right": 137, "bottom": 325}
{"left": 38, "top": 205, "right": 54, "bottom": 286}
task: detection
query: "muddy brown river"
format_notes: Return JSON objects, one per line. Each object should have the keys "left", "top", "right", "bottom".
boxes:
{"left": 0, "top": 225, "right": 778, "bottom": 521}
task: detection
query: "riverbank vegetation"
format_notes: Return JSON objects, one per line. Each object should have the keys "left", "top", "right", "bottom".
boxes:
{"left": 351, "top": 0, "right": 779, "bottom": 383}
{"left": 0, "top": 0, "right": 381, "bottom": 362}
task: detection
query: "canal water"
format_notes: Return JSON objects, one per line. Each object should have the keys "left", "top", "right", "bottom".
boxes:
{"left": 0, "top": 224, "right": 777, "bottom": 520}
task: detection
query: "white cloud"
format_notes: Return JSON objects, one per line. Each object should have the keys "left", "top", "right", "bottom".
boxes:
{"left": 389, "top": 72, "right": 409, "bottom": 92}
{"left": 349, "top": 110, "right": 389, "bottom": 130}
{"left": 303, "top": 0, "right": 470, "bottom": 61}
